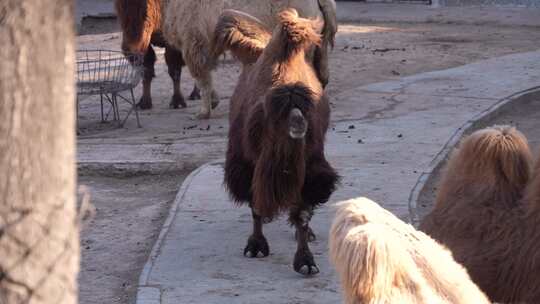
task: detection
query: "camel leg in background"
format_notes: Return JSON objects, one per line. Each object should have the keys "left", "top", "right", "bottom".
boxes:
{"left": 183, "top": 38, "right": 220, "bottom": 119}
{"left": 313, "top": 44, "right": 330, "bottom": 88}
{"left": 188, "top": 84, "right": 201, "bottom": 100}
{"left": 138, "top": 45, "right": 157, "bottom": 109}
{"left": 193, "top": 72, "right": 220, "bottom": 119}
{"left": 164, "top": 46, "right": 187, "bottom": 109}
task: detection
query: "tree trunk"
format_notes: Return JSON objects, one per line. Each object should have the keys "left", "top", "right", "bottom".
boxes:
{"left": 0, "top": 1, "right": 79, "bottom": 304}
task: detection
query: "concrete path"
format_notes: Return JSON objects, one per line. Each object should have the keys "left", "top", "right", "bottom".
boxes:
{"left": 134, "top": 51, "right": 540, "bottom": 303}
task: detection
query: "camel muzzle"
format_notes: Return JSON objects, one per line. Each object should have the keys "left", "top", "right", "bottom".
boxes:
{"left": 288, "top": 108, "right": 307, "bottom": 139}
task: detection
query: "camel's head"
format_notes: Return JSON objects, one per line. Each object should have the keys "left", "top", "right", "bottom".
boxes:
{"left": 265, "top": 83, "right": 314, "bottom": 141}
{"left": 216, "top": 9, "right": 323, "bottom": 142}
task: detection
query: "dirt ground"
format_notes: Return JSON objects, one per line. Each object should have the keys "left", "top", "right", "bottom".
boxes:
{"left": 78, "top": 173, "right": 186, "bottom": 304}
{"left": 328, "top": 23, "right": 540, "bottom": 98}
{"left": 77, "top": 18, "right": 540, "bottom": 133}
{"left": 77, "top": 16, "right": 540, "bottom": 304}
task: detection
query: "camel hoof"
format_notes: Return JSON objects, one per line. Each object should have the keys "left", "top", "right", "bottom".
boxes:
{"left": 169, "top": 94, "right": 187, "bottom": 109}
{"left": 294, "top": 249, "right": 318, "bottom": 276}
{"left": 137, "top": 96, "right": 153, "bottom": 110}
{"left": 244, "top": 235, "right": 269, "bottom": 258}
{"left": 298, "top": 265, "right": 319, "bottom": 276}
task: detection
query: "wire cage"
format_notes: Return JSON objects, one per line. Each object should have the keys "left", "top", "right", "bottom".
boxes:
{"left": 76, "top": 49, "right": 143, "bottom": 128}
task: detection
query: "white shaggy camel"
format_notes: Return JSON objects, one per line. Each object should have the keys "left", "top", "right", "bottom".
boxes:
{"left": 329, "top": 198, "right": 490, "bottom": 304}
{"left": 162, "top": 0, "right": 337, "bottom": 119}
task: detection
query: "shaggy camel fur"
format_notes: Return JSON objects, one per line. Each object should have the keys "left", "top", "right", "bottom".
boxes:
{"left": 420, "top": 125, "right": 538, "bottom": 302}
{"left": 507, "top": 149, "right": 540, "bottom": 302}
{"left": 221, "top": 9, "right": 338, "bottom": 275}
{"left": 162, "top": 0, "right": 337, "bottom": 119}
{"left": 115, "top": 0, "right": 200, "bottom": 110}
{"left": 329, "top": 197, "right": 490, "bottom": 304}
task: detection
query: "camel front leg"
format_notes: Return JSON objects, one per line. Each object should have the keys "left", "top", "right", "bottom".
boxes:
{"left": 295, "top": 225, "right": 316, "bottom": 242}
{"left": 290, "top": 206, "right": 319, "bottom": 275}
{"left": 138, "top": 45, "right": 157, "bottom": 109}
{"left": 244, "top": 207, "right": 270, "bottom": 258}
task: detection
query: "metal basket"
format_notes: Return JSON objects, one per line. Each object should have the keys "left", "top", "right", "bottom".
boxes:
{"left": 76, "top": 49, "right": 143, "bottom": 128}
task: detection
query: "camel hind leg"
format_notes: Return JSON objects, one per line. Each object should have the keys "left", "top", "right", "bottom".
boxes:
{"left": 313, "top": 0, "right": 337, "bottom": 88}
{"left": 313, "top": 45, "right": 329, "bottom": 88}
{"left": 188, "top": 84, "right": 201, "bottom": 100}
{"left": 192, "top": 73, "right": 219, "bottom": 119}
{"left": 182, "top": 36, "right": 220, "bottom": 119}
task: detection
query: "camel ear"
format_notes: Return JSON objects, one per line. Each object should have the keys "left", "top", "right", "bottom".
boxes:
{"left": 213, "top": 9, "right": 272, "bottom": 65}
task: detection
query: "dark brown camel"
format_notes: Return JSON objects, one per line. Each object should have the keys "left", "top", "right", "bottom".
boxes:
{"left": 220, "top": 9, "right": 339, "bottom": 275}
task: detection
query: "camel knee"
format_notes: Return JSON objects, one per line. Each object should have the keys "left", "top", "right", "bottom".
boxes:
{"left": 143, "top": 46, "right": 157, "bottom": 81}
